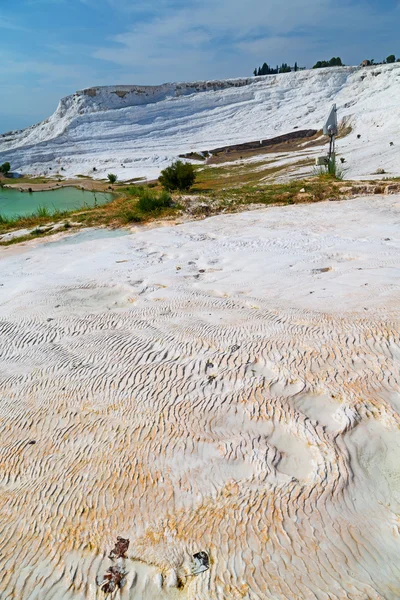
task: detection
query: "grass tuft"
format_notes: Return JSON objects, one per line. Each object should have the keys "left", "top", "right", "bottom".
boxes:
{"left": 313, "top": 157, "right": 346, "bottom": 181}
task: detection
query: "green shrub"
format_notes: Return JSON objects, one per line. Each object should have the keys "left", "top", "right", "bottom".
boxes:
{"left": 0, "top": 162, "right": 11, "bottom": 175}
{"left": 107, "top": 173, "right": 117, "bottom": 183}
{"left": 121, "top": 210, "right": 143, "bottom": 223}
{"left": 159, "top": 160, "right": 196, "bottom": 191}
{"left": 137, "top": 189, "right": 172, "bottom": 212}
{"left": 313, "top": 57, "right": 343, "bottom": 69}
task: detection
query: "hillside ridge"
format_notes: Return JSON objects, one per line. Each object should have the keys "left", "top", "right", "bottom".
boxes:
{"left": 0, "top": 64, "right": 399, "bottom": 181}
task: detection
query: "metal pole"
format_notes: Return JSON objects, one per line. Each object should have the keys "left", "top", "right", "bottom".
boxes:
{"left": 328, "top": 134, "right": 335, "bottom": 161}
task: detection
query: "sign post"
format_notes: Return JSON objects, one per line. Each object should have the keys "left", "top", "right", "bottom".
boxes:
{"left": 323, "top": 104, "right": 338, "bottom": 161}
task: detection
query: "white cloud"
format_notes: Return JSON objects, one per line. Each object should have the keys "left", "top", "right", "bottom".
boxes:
{"left": 89, "top": 0, "right": 399, "bottom": 83}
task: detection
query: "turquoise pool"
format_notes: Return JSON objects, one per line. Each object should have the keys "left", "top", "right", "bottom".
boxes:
{"left": 0, "top": 186, "right": 113, "bottom": 219}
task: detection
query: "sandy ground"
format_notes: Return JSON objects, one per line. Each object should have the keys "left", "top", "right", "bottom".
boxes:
{"left": 4, "top": 178, "right": 116, "bottom": 192}
{"left": 0, "top": 196, "right": 400, "bottom": 599}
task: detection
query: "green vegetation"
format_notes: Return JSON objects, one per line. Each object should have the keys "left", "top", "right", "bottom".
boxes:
{"left": 35, "top": 205, "right": 50, "bottom": 218}
{"left": 4, "top": 175, "right": 51, "bottom": 185}
{"left": 314, "top": 157, "right": 345, "bottom": 181}
{"left": 313, "top": 57, "right": 343, "bottom": 69}
{"left": 253, "top": 62, "right": 297, "bottom": 76}
{"left": 159, "top": 160, "right": 196, "bottom": 191}
{"left": 137, "top": 189, "right": 172, "bottom": 212}
{"left": 0, "top": 162, "right": 11, "bottom": 175}
{"left": 107, "top": 173, "right": 117, "bottom": 184}
{"left": 386, "top": 54, "right": 396, "bottom": 63}
{"left": 0, "top": 155, "right": 379, "bottom": 248}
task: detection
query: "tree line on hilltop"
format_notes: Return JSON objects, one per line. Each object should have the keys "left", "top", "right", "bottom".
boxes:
{"left": 253, "top": 62, "right": 300, "bottom": 76}
{"left": 253, "top": 54, "right": 399, "bottom": 76}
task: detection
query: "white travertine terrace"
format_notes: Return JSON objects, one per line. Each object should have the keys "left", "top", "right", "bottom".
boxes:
{"left": 1, "top": 64, "right": 400, "bottom": 181}
{"left": 0, "top": 195, "right": 400, "bottom": 598}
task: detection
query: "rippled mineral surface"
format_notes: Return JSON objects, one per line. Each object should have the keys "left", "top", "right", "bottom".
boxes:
{"left": 0, "top": 196, "right": 399, "bottom": 599}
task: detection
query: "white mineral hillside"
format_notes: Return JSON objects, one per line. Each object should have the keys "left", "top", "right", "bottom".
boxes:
{"left": 1, "top": 64, "right": 400, "bottom": 181}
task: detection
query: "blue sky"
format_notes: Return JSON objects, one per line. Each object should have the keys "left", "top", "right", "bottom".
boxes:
{"left": 1, "top": 0, "right": 399, "bottom": 132}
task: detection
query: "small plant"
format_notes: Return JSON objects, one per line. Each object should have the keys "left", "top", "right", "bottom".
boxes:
{"left": 107, "top": 173, "right": 117, "bottom": 184}
{"left": 314, "top": 156, "right": 345, "bottom": 181}
{"left": 159, "top": 160, "right": 196, "bottom": 191}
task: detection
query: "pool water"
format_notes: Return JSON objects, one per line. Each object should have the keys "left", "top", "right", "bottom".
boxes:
{"left": 0, "top": 186, "right": 113, "bottom": 219}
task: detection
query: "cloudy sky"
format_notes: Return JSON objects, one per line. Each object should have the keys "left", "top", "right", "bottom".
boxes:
{"left": 0, "top": 0, "right": 399, "bottom": 132}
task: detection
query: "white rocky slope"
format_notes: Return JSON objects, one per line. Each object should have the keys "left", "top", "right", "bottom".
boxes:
{"left": 1, "top": 64, "right": 400, "bottom": 181}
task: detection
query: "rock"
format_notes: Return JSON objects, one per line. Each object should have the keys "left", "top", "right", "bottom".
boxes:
{"left": 312, "top": 267, "right": 332, "bottom": 274}
{"left": 376, "top": 168, "right": 386, "bottom": 175}
{"left": 361, "top": 59, "right": 372, "bottom": 67}
{"left": 191, "top": 551, "right": 210, "bottom": 575}
{"left": 299, "top": 188, "right": 306, "bottom": 193}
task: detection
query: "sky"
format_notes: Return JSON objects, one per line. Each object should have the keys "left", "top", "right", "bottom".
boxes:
{"left": 0, "top": 0, "right": 399, "bottom": 132}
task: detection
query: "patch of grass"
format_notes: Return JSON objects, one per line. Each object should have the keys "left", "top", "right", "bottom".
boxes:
{"left": 0, "top": 213, "right": 14, "bottom": 225}
{"left": 35, "top": 205, "right": 50, "bottom": 218}
{"left": 192, "top": 158, "right": 314, "bottom": 192}
{"left": 203, "top": 178, "right": 341, "bottom": 214}
{"left": 6, "top": 176, "right": 50, "bottom": 185}
{"left": 120, "top": 209, "right": 143, "bottom": 224}
{"left": 137, "top": 189, "right": 172, "bottom": 212}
